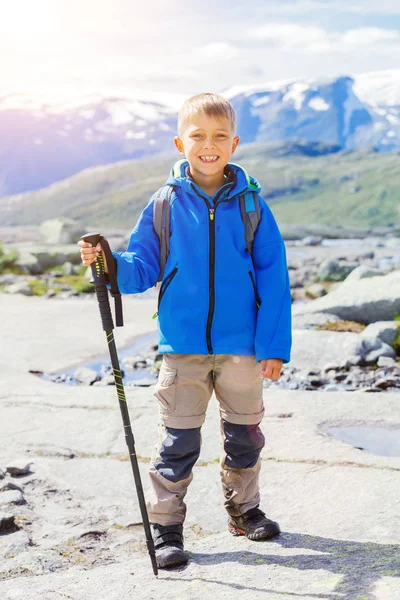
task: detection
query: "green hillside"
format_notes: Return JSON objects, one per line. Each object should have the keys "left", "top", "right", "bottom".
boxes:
{"left": 1, "top": 141, "right": 399, "bottom": 229}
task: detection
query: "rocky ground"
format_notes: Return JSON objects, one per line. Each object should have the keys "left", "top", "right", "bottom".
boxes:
{"left": 1, "top": 289, "right": 400, "bottom": 599}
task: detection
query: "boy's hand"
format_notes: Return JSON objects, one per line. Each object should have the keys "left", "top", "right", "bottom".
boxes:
{"left": 77, "top": 240, "right": 108, "bottom": 272}
{"left": 260, "top": 358, "right": 283, "bottom": 380}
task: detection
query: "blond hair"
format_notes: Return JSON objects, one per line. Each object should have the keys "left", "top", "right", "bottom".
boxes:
{"left": 177, "top": 93, "right": 236, "bottom": 136}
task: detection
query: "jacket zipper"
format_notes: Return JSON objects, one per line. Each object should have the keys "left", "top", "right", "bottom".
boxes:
{"left": 248, "top": 271, "right": 261, "bottom": 308}
{"left": 152, "top": 267, "right": 178, "bottom": 319}
{"left": 192, "top": 184, "right": 237, "bottom": 354}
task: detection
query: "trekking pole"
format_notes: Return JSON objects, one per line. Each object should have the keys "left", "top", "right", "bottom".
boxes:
{"left": 81, "top": 233, "right": 158, "bottom": 577}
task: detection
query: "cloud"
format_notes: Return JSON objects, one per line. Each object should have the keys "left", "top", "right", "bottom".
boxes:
{"left": 248, "top": 22, "right": 400, "bottom": 54}
{"left": 263, "top": 0, "right": 400, "bottom": 16}
{"left": 191, "top": 43, "right": 239, "bottom": 63}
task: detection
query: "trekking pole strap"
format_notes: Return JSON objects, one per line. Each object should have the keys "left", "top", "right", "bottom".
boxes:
{"left": 81, "top": 233, "right": 124, "bottom": 330}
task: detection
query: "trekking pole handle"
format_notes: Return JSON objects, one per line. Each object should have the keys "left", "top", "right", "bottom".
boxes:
{"left": 81, "top": 233, "right": 114, "bottom": 331}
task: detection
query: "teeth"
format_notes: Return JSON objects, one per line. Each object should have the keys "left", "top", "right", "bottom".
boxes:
{"left": 200, "top": 156, "right": 218, "bottom": 162}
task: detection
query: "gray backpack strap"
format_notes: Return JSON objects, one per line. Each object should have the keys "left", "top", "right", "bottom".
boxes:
{"left": 239, "top": 191, "right": 261, "bottom": 257}
{"left": 153, "top": 185, "right": 174, "bottom": 283}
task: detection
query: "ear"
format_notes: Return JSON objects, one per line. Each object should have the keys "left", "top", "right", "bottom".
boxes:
{"left": 174, "top": 136, "right": 185, "bottom": 154}
{"left": 231, "top": 136, "right": 240, "bottom": 154}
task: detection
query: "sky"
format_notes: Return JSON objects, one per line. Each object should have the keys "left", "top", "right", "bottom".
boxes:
{"left": 1, "top": 0, "right": 400, "bottom": 101}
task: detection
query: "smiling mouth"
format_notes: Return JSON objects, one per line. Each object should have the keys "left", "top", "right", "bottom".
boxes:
{"left": 199, "top": 156, "right": 219, "bottom": 163}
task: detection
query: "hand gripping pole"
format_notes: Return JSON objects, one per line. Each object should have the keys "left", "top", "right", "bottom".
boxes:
{"left": 81, "top": 233, "right": 158, "bottom": 577}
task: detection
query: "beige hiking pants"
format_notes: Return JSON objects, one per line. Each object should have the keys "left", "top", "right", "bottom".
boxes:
{"left": 146, "top": 353, "right": 265, "bottom": 526}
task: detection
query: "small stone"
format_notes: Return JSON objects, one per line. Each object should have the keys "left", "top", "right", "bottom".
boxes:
{"left": 6, "top": 462, "right": 33, "bottom": 477}
{"left": 74, "top": 367, "right": 101, "bottom": 386}
{"left": 0, "top": 513, "right": 19, "bottom": 533}
{"left": 377, "top": 356, "right": 396, "bottom": 367}
{"left": 0, "top": 469, "right": 5, "bottom": 480}
{"left": 375, "top": 378, "right": 398, "bottom": 390}
{"left": 324, "top": 384, "right": 341, "bottom": 392}
{"left": 323, "top": 362, "right": 340, "bottom": 372}
{"left": 130, "top": 378, "right": 156, "bottom": 387}
{"left": 0, "top": 490, "right": 25, "bottom": 505}
{"left": 359, "top": 387, "right": 382, "bottom": 393}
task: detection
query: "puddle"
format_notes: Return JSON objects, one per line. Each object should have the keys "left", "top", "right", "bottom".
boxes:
{"left": 42, "top": 331, "right": 159, "bottom": 385}
{"left": 327, "top": 425, "right": 400, "bottom": 457}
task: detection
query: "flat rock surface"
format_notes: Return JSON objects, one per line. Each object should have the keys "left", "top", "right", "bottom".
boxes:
{"left": 0, "top": 294, "right": 399, "bottom": 599}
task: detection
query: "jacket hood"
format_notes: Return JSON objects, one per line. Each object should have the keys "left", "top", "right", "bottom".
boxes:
{"left": 166, "top": 159, "right": 261, "bottom": 198}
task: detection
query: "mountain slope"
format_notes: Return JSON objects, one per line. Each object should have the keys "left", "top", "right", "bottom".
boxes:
{"left": 1, "top": 140, "right": 399, "bottom": 230}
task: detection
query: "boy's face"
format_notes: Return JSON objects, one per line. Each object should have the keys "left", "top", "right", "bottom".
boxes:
{"left": 174, "top": 113, "right": 239, "bottom": 179}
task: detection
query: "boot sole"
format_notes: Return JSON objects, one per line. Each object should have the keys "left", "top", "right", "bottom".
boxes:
{"left": 229, "top": 525, "right": 280, "bottom": 540}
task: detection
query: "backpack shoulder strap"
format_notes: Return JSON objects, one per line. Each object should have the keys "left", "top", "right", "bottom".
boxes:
{"left": 153, "top": 185, "right": 174, "bottom": 283}
{"left": 239, "top": 191, "right": 261, "bottom": 258}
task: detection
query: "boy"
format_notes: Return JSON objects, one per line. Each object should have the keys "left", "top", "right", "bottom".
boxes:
{"left": 79, "top": 93, "right": 292, "bottom": 569}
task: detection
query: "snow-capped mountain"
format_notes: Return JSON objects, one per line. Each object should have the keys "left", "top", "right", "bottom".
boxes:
{"left": 1, "top": 69, "right": 400, "bottom": 196}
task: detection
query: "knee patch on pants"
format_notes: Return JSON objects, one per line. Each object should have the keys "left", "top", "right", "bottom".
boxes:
{"left": 153, "top": 426, "right": 201, "bottom": 483}
{"left": 222, "top": 420, "right": 265, "bottom": 469}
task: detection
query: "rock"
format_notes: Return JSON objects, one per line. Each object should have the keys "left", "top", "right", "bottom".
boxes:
{"left": 293, "top": 313, "right": 340, "bottom": 330}
{"left": 324, "top": 384, "right": 341, "bottom": 391}
{"left": 3, "top": 531, "right": 30, "bottom": 559}
{"left": 364, "top": 347, "right": 396, "bottom": 365}
{"left": 361, "top": 321, "right": 400, "bottom": 347}
{"left": 377, "top": 356, "right": 397, "bottom": 367}
{"left": 4, "top": 282, "right": 33, "bottom": 296}
{"left": 344, "top": 265, "right": 383, "bottom": 282}
{"left": 386, "top": 237, "right": 400, "bottom": 249}
{"left": 13, "top": 248, "right": 41, "bottom": 275}
{"left": 355, "top": 336, "right": 396, "bottom": 365}
{"left": 74, "top": 367, "right": 101, "bottom": 386}
{"left": 0, "top": 469, "right": 5, "bottom": 480}
{"left": 0, "top": 482, "right": 23, "bottom": 493}
{"left": 0, "top": 274, "right": 19, "bottom": 285}
{"left": 0, "top": 490, "right": 25, "bottom": 505}
{"left": 292, "top": 270, "right": 400, "bottom": 324}
{"left": 0, "top": 513, "right": 19, "bottom": 533}
{"left": 40, "top": 217, "right": 86, "bottom": 244}
{"left": 62, "top": 261, "right": 75, "bottom": 276}
{"left": 316, "top": 259, "right": 357, "bottom": 282}
{"left": 305, "top": 283, "right": 327, "bottom": 299}
{"left": 130, "top": 378, "right": 156, "bottom": 387}
{"left": 375, "top": 377, "right": 399, "bottom": 390}
{"left": 323, "top": 362, "right": 340, "bottom": 371}
{"left": 6, "top": 462, "right": 33, "bottom": 477}
{"left": 302, "top": 236, "right": 321, "bottom": 246}
{"left": 0, "top": 549, "right": 63, "bottom": 576}
{"left": 339, "top": 355, "right": 363, "bottom": 368}
{"left": 291, "top": 330, "right": 364, "bottom": 371}
{"left": 14, "top": 244, "right": 82, "bottom": 274}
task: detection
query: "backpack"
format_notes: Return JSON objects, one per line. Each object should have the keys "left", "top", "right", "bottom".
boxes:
{"left": 152, "top": 185, "right": 261, "bottom": 283}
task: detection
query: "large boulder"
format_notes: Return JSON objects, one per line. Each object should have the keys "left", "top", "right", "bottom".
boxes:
{"left": 293, "top": 270, "right": 400, "bottom": 324}
{"left": 40, "top": 218, "right": 86, "bottom": 244}
{"left": 14, "top": 245, "right": 81, "bottom": 274}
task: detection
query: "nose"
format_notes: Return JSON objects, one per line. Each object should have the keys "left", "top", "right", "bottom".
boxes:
{"left": 203, "top": 137, "right": 215, "bottom": 148}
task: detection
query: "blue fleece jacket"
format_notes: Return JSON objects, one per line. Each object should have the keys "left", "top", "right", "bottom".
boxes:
{"left": 112, "top": 159, "right": 292, "bottom": 363}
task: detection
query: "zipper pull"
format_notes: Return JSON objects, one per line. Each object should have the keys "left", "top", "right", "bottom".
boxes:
{"left": 152, "top": 312, "right": 158, "bottom": 320}
{"left": 209, "top": 208, "right": 215, "bottom": 221}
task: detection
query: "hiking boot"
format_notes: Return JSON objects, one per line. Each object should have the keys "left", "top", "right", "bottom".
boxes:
{"left": 152, "top": 523, "right": 189, "bottom": 569}
{"left": 228, "top": 507, "right": 281, "bottom": 540}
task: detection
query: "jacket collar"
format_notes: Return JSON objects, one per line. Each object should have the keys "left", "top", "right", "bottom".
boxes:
{"left": 166, "top": 159, "right": 261, "bottom": 199}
